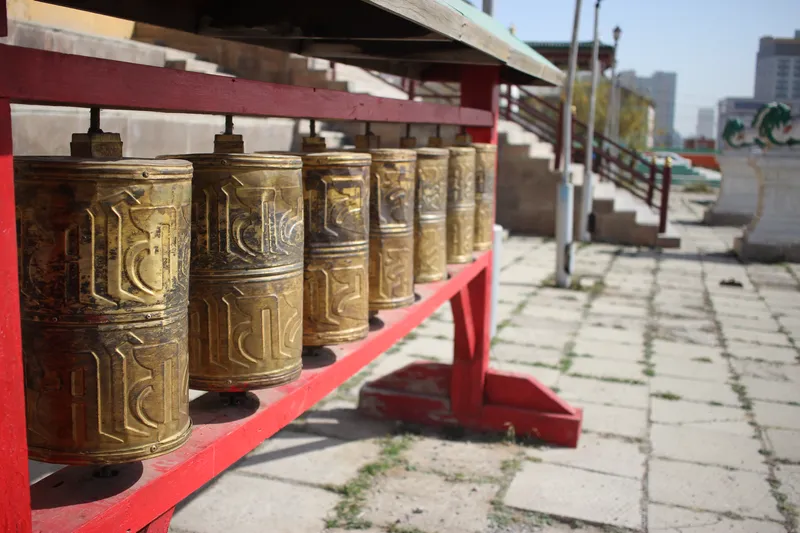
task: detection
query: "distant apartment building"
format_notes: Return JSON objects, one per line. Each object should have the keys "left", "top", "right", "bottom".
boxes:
{"left": 696, "top": 107, "right": 715, "bottom": 139}
{"left": 619, "top": 70, "right": 677, "bottom": 147}
{"left": 754, "top": 30, "right": 800, "bottom": 101}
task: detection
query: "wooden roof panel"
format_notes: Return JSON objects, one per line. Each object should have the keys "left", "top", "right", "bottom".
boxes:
{"left": 36, "top": 0, "right": 565, "bottom": 85}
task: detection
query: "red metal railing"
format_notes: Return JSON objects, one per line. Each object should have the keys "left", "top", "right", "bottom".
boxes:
{"left": 370, "top": 71, "right": 673, "bottom": 234}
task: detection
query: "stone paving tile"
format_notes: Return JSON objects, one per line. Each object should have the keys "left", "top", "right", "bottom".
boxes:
{"left": 516, "top": 305, "right": 584, "bottom": 323}
{"left": 582, "top": 313, "right": 647, "bottom": 333}
{"left": 574, "top": 325, "right": 644, "bottom": 346}
{"left": 651, "top": 340, "right": 721, "bottom": 360}
{"left": 497, "top": 283, "right": 536, "bottom": 303}
{"left": 579, "top": 402, "right": 648, "bottom": 439}
{"left": 648, "top": 458, "right": 782, "bottom": 520}
{"left": 589, "top": 302, "right": 649, "bottom": 319}
{"left": 568, "top": 357, "right": 646, "bottom": 382}
{"left": 363, "top": 469, "right": 495, "bottom": 533}
{"left": 497, "top": 325, "right": 572, "bottom": 350}
{"left": 526, "top": 433, "right": 645, "bottom": 479}
{"left": 712, "top": 303, "right": 774, "bottom": 320}
{"left": 490, "top": 343, "right": 563, "bottom": 367}
{"left": 717, "top": 315, "right": 782, "bottom": 333}
{"left": 775, "top": 464, "right": 800, "bottom": 511}
{"left": 740, "top": 376, "right": 799, "bottom": 404}
{"left": 557, "top": 375, "right": 649, "bottom": 409}
{"left": 650, "top": 376, "right": 739, "bottom": 406}
{"left": 297, "top": 399, "right": 397, "bottom": 442}
{"left": 370, "top": 352, "right": 430, "bottom": 380}
{"left": 653, "top": 356, "right": 729, "bottom": 382}
{"left": 764, "top": 428, "right": 800, "bottom": 462}
{"left": 649, "top": 399, "right": 752, "bottom": 435}
{"left": 171, "top": 474, "right": 338, "bottom": 533}
{"left": 406, "top": 438, "right": 515, "bottom": 480}
{"left": 650, "top": 424, "right": 767, "bottom": 472}
{"left": 647, "top": 503, "right": 786, "bottom": 533}
{"left": 723, "top": 328, "right": 792, "bottom": 347}
{"left": 493, "top": 361, "right": 560, "bottom": 388}
{"left": 731, "top": 359, "right": 800, "bottom": 382}
{"left": 726, "top": 341, "right": 799, "bottom": 363}
{"left": 534, "top": 287, "right": 591, "bottom": 305}
{"left": 571, "top": 339, "right": 646, "bottom": 363}
{"left": 416, "top": 319, "right": 453, "bottom": 339}
{"left": 504, "top": 462, "right": 642, "bottom": 530}
{"left": 236, "top": 430, "right": 381, "bottom": 486}
{"left": 399, "top": 337, "right": 453, "bottom": 360}
{"left": 508, "top": 316, "right": 579, "bottom": 333}
{"left": 654, "top": 323, "right": 720, "bottom": 347}
{"left": 752, "top": 400, "right": 800, "bottom": 430}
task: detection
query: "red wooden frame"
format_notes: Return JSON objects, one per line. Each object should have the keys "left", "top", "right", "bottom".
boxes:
{"left": 0, "top": 8, "right": 581, "bottom": 532}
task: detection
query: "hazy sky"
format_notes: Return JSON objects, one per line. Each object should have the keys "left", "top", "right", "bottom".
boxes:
{"left": 493, "top": 0, "right": 800, "bottom": 137}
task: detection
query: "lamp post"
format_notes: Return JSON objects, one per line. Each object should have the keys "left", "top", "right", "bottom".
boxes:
{"left": 577, "top": 0, "right": 602, "bottom": 242}
{"left": 604, "top": 25, "right": 621, "bottom": 143}
{"left": 554, "top": 0, "right": 582, "bottom": 288}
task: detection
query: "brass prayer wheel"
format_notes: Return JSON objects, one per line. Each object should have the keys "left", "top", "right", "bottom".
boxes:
{"left": 367, "top": 149, "right": 417, "bottom": 310}
{"left": 414, "top": 147, "right": 449, "bottom": 283}
{"left": 446, "top": 146, "right": 477, "bottom": 264}
{"left": 172, "top": 152, "right": 304, "bottom": 391}
{"left": 473, "top": 143, "right": 497, "bottom": 251}
{"left": 15, "top": 152, "right": 193, "bottom": 464}
{"left": 302, "top": 152, "right": 371, "bottom": 345}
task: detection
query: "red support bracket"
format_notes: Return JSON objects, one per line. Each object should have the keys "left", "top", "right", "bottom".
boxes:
{"left": 357, "top": 260, "right": 583, "bottom": 447}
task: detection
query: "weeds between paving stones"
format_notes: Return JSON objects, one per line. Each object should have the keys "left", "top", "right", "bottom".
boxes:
{"left": 651, "top": 391, "right": 682, "bottom": 401}
{"left": 692, "top": 356, "right": 714, "bottom": 363}
{"left": 705, "top": 267, "right": 800, "bottom": 533}
{"left": 386, "top": 524, "right": 427, "bottom": 533}
{"left": 568, "top": 372, "right": 646, "bottom": 386}
{"left": 325, "top": 434, "right": 415, "bottom": 529}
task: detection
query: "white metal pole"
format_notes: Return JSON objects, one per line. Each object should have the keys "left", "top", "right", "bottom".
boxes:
{"left": 555, "top": 0, "right": 582, "bottom": 288}
{"left": 578, "top": 0, "right": 602, "bottom": 242}
{"left": 490, "top": 224, "right": 503, "bottom": 339}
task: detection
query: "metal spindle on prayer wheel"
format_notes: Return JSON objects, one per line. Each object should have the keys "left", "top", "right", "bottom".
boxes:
{"left": 301, "top": 152, "right": 371, "bottom": 345}
{"left": 15, "top": 109, "right": 192, "bottom": 464}
{"left": 445, "top": 145, "right": 477, "bottom": 263}
{"left": 366, "top": 149, "right": 417, "bottom": 311}
{"left": 164, "top": 118, "right": 304, "bottom": 391}
{"left": 472, "top": 143, "right": 497, "bottom": 251}
{"left": 414, "top": 147, "right": 449, "bottom": 282}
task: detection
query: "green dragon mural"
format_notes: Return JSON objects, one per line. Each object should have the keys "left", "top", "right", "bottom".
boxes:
{"left": 722, "top": 102, "right": 800, "bottom": 149}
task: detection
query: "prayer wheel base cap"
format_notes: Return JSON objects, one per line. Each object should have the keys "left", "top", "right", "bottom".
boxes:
{"left": 190, "top": 362, "right": 303, "bottom": 392}
{"left": 70, "top": 132, "right": 123, "bottom": 158}
{"left": 213, "top": 134, "right": 245, "bottom": 153}
{"left": 28, "top": 422, "right": 192, "bottom": 465}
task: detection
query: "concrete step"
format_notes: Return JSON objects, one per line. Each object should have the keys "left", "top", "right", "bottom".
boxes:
{"left": 165, "top": 58, "right": 228, "bottom": 75}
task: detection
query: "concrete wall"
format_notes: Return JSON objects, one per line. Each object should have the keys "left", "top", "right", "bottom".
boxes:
{"left": 7, "top": 0, "right": 134, "bottom": 39}
{"left": 11, "top": 105, "right": 298, "bottom": 158}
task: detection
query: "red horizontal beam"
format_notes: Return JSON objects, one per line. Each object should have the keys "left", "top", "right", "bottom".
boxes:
{"left": 0, "top": 44, "right": 493, "bottom": 127}
{"left": 30, "top": 252, "right": 491, "bottom": 533}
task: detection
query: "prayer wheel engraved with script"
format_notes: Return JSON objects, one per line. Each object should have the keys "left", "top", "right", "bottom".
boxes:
{"left": 368, "top": 149, "right": 417, "bottom": 310}
{"left": 473, "top": 143, "right": 497, "bottom": 251}
{"left": 176, "top": 153, "right": 304, "bottom": 391}
{"left": 446, "top": 146, "right": 477, "bottom": 264}
{"left": 302, "top": 152, "right": 371, "bottom": 345}
{"left": 15, "top": 156, "right": 193, "bottom": 464}
{"left": 414, "top": 147, "right": 449, "bottom": 283}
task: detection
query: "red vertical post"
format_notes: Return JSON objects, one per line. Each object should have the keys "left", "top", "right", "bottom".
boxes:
{"left": 0, "top": 0, "right": 7, "bottom": 37}
{"left": 659, "top": 161, "right": 672, "bottom": 233}
{"left": 450, "top": 66, "right": 498, "bottom": 421}
{"left": 504, "top": 84, "right": 512, "bottom": 120}
{"left": 0, "top": 99, "right": 32, "bottom": 533}
{"left": 408, "top": 79, "right": 417, "bottom": 101}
